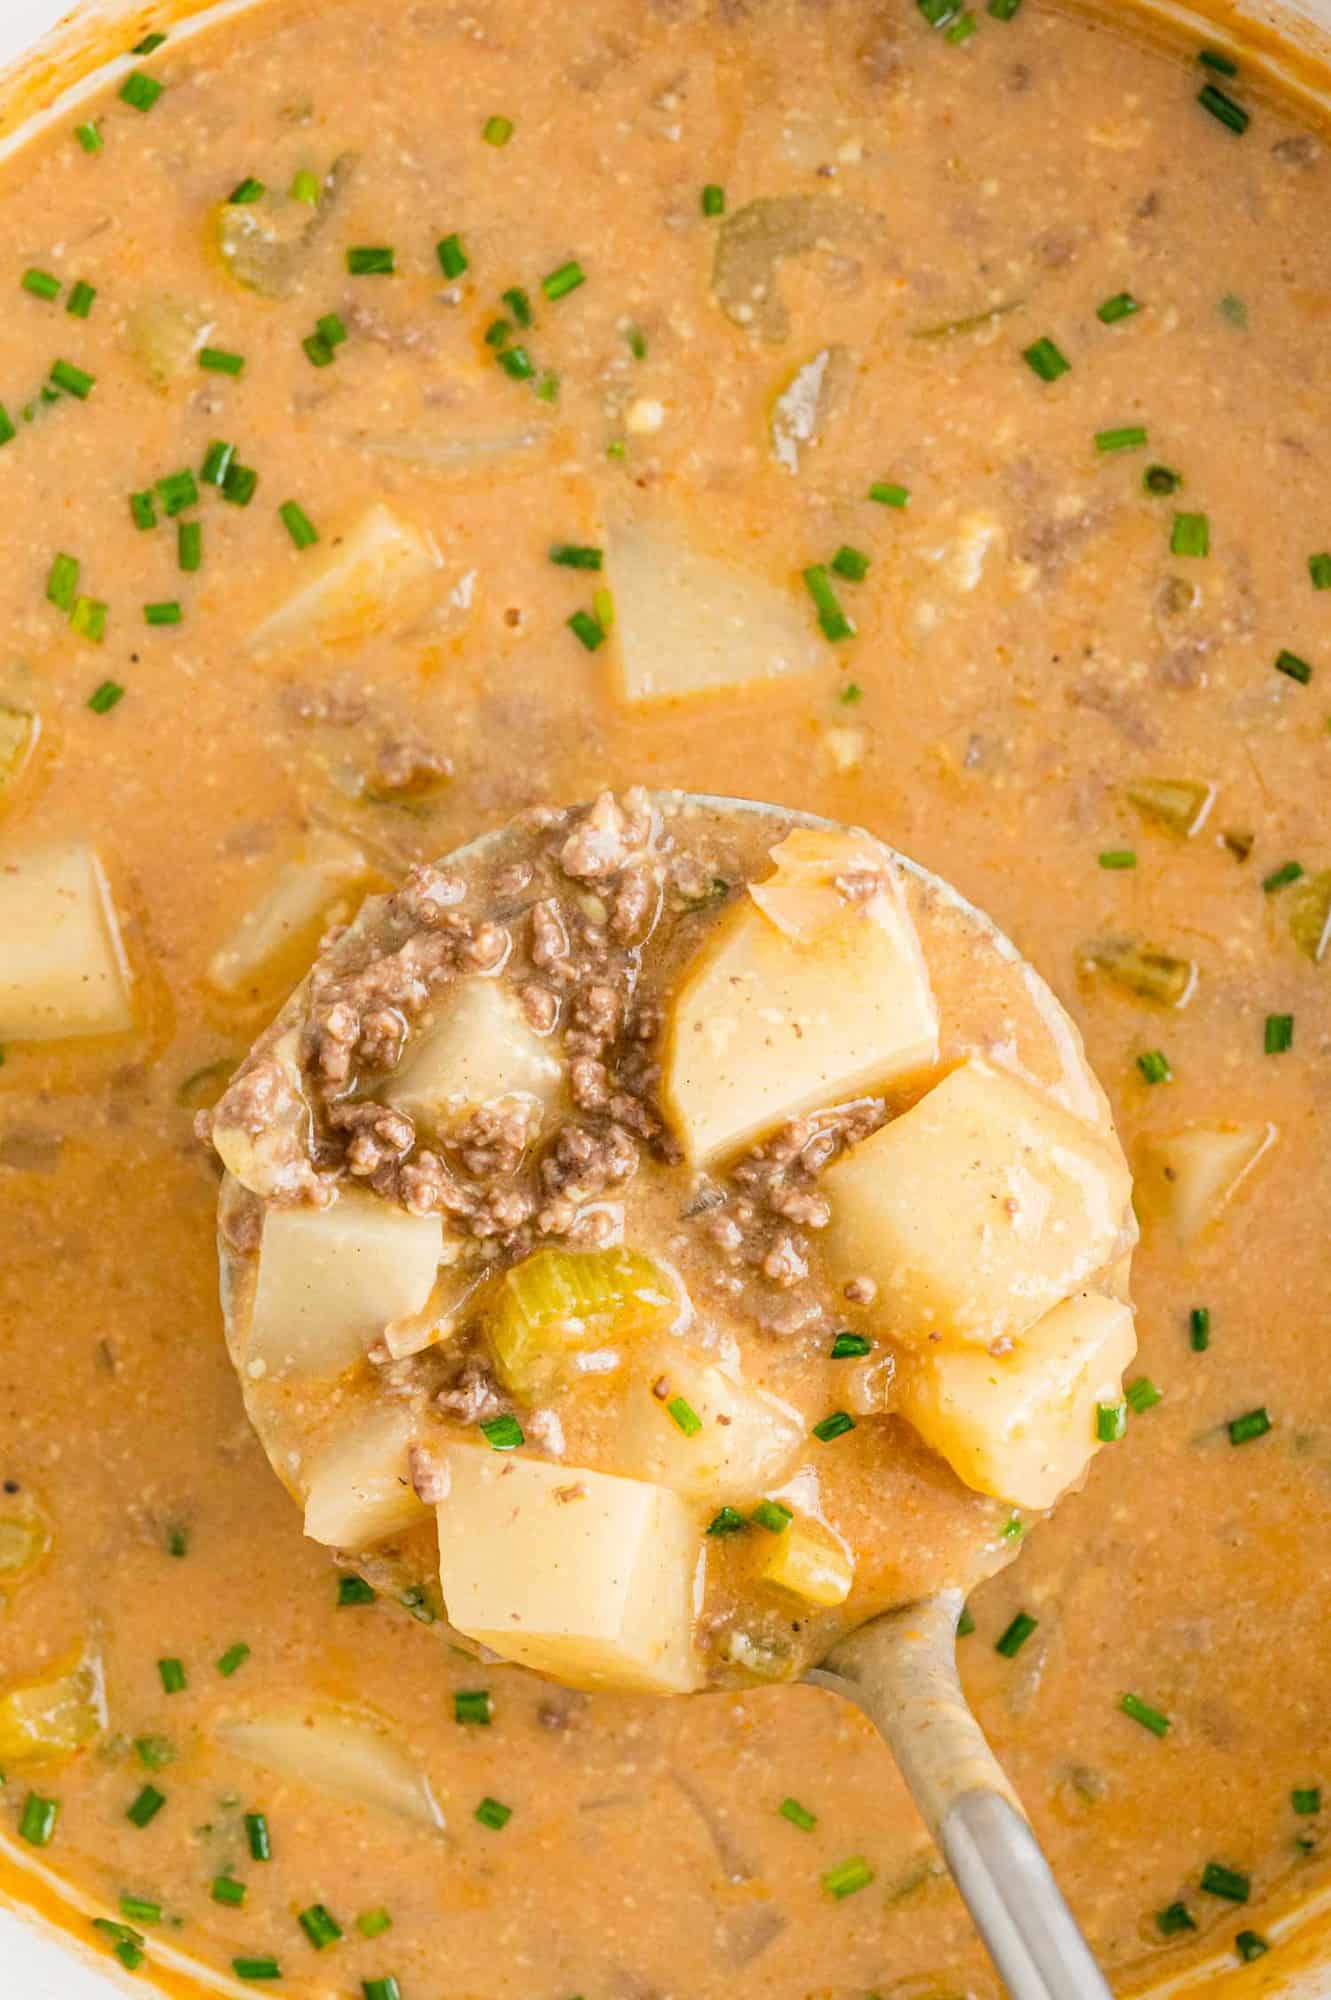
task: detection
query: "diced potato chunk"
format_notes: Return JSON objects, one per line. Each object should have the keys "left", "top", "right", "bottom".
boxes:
{"left": 0, "top": 845, "right": 132, "bottom": 1041}
{"left": 663, "top": 830, "right": 938, "bottom": 1165}
{"left": 895, "top": 1292, "right": 1137, "bottom": 1510}
{"left": 249, "top": 501, "right": 442, "bottom": 650}
{"left": 249, "top": 1190, "right": 442, "bottom": 1379}
{"left": 0, "top": 1654, "right": 106, "bottom": 1765}
{"left": 304, "top": 1404, "right": 427, "bottom": 1548}
{"left": 384, "top": 977, "right": 561, "bottom": 1138}
{"left": 207, "top": 832, "right": 367, "bottom": 1001}
{"left": 608, "top": 518, "right": 822, "bottom": 703}
{"left": 1136, "top": 1122, "right": 1277, "bottom": 1241}
{"left": 487, "top": 1246, "right": 680, "bottom": 1399}
{"left": 608, "top": 1349, "right": 804, "bottom": 1502}
{"left": 216, "top": 1707, "right": 443, "bottom": 1830}
{"left": 758, "top": 1513, "right": 854, "bottom": 1607}
{"left": 824, "top": 1060, "right": 1133, "bottom": 1348}
{"left": 436, "top": 1446, "right": 702, "bottom": 1695}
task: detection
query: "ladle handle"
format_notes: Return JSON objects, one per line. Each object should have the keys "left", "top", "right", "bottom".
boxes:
{"left": 806, "top": 1592, "right": 1112, "bottom": 2000}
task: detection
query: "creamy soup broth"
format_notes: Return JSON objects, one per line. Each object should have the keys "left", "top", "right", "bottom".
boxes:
{"left": 0, "top": 0, "right": 1329, "bottom": 1995}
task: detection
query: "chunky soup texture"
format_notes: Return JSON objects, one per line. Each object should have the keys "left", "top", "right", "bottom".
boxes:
{"left": 0, "top": 0, "right": 1329, "bottom": 1994}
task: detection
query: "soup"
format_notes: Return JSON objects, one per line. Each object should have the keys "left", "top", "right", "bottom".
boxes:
{"left": 0, "top": 0, "right": 1328, "bottom": 1995}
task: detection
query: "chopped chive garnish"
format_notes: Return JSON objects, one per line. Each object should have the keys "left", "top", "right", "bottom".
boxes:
{"left": 222, "top": 462, "right": 259, "bottom": 507}
{"left": 233, "top": 1959, "right": 281, "bottom": 1982}
{"left": 1199, "top": 82, "right": 1250, "bottom": 133}
{"left": 701, "top": 183, "right": 725, "bottom": 217}
{"left": 1190, "top": 1306, "right": 1211, "bottom": 1353}
{"left": 918, "top": 0, "right": 960, "bottom": 26}
{"left": 1199, "top": 47, "right": 1239, "bottom": 75}
{"left": 1002, "top": 1513, "right": 1025, "bottom": 1540}
{"left": 201, "top": 439, "right": 235, "bottom": 486}
{"left": 868, "top": 480, "right": 910, "bottom": 508}
{"left": 93, "top": 1920, "right": 145, "bottom": 1972}
{"left": 803, "top": 564, "right": 855, "bottom": 641}
{"left": 1264, "top": 1014, "right": 1294, "bottom": 1055}
{"left": 1023, "top": 336, "right": 1070, "bottom": 381}
{"left": 228, "top": 177, "right": 265, "bottom": 204}
{"left": 592, "top": 587, "right": 614, "bottom": 632}
{"left": 475, "top": 1796, "right": 512, "bottom": 1830}
{"left": 751, "top": 1499, "right": 793, "bottom": 1535}
{"left": 1275, "top": 648, "right": 1313, "bottom": 684}
{"left": 217, "top": 1642, "right": 251, "bottom": 1677}
{"left": 812, "top": 1410, "right": 856, "bottom": 1443}
{"left": 437, "top": 233, "right": 469, "bottom": 280}
{"left": 134, "top": 1735, "right": 174, "bottom": 1769}
{"left": 822, "top": 1856, "right": 874, "bottom": 1900}
{"left": 364, "top": 1981, "right": 402, "bottom": 2000}
{"left": 501, "top": 286, "right": 533, "bottom": 327}
{"left": 1236, "top": 1932, "right": 1270, "bottom": 1963}
{"left": 1096, "top": 425, "right": 1148, "bottom": 453}
{"left": 290, "top": 168, "right": 321, "bottom": 205}
{"left": 944, "top": 13, "right": 977, "bottom": 43}
{"left": 1120, "top": 1692, "right": 1170, "bottom": 1737}
{"left": 1097, "top": 291, "right": 1140, "bottom": 324}
{"left": 316, "top": 312, "right": 346, "bottom": 349}
{"left": 454, "top": 1689, "right": 492, "bottom": 1726}
{"left": 1263, "top": 859, "right": 1304, "bottom": 893}
{"left": 567, "top": 608, "right": 606, "bottom": 652}
{"left": 178, "top": 520, "right": 203, "bottom": 572}
{"left": 1157, "top": 1902, "right": 1197, "bottom": 1936}
{"left": 1293, "top": 1786, "right": 1322, "bottom": 1815}
{"left": 1136, "top": 1050, "right": 1172, "bottom": 1085}
{"left": 988, "top": 0, "right": 1023, "bottom": 17}
{"left": 338, "top": 1574, "right": 376, "bottom": 1607}
{"left": 542, "top": 260, "right": 586, "bottom": 301}
{"left": 144, "top": 600, "right": 183, "bottom": 626}
{"left": 1098, "top": 848, "right": 1136, "bottom": 869}
{"left": 1309, "top": 553, "right": 1331, "bottom": 590}
{"left": 22, "top": 268, "right": 61, "bottom": 301}
{"left": 831, "top": 1331, "right": 873, "bottom": 1359}
{"left": 165, "top": 1523, "right": 189, "bottom": 1558}
{"left": 66, "top": 280, "right": 97, "bottom": 319}
{"left": 245, "top": 1811, "right": 271, "bottom": 1861}
{"left": 303, "top": 333, "right": 335, "bottom": 366}
{"left": 131, "top": 31, "right": 168, "bottom": 54}
{"left": 480, "top": 1413, "right": 525, "bottom": 1450}
{"left": 199, "top": 346, "right": 245, "bottom": 376}
{"left": 482, "top": 115, "right": 514, "bottom": 146}
{"left": 88, "top": 679, "right": 124, "bottom": 713}
{"left": 1201, "top": 1861, "right": 1250, "bottom": 1902}
{"left": 298, "top": 1903, "right": 343, "bottom": 1949}
{"left": 1171, "top": 512, "right": 1210, "bottom": 557}
{"left": 50, "top": 357, "right": 95, "bottom": 399}
{"left": 127, "top": 1785, "right": 166, "bottom": 1828}
{"left": 667, "top": 1395, "right": 703, "bottom": 1436}
{"left": 71, "top": 596, "right": 108, "bottom": 643}
{"left": 156, "top": 469, "right": 198, "bottom": 516}
{"left": 484, "top": 317, "right": 512, "bottom": 349}
{"left": 119, "top": 70, "right": 164, "bottom": 112}
{"left": 1144, "top": 464, "right": 1182, "bottom": 495}
{"left": 19, "top": 1793, "right": 58, "bottom": 1846}
{"left": 357, "top": 1909, "right": 392, "bottom": 1940}
{"left": 1096, "top": 1400, "right": 1128, "bottom": 1442}
{"left": 1229, "top": 1406, "right": 1272, "bottom": 1444}
{"left": 624, "top": 321, "right": 647, "bottom": 359}
{"left": 831, "top": 545, "right": 871, "bottom": 582}
{"left": 118, "top": 1897, "right": 160, "bottom": 1928}
{"left": 347, "top": 247, "right": 395, "bottom": 276}
{"left": 212, "top": 1875, "right": 246, "bottom": 1907}
{"left": 157, "top": 1657, "right": 187, "bottom": 1694}
{"left": 0, "top": 404, "right": 15, "bottom": 446}
{"left": 957, "top": 1605, "right": 976, "bottom": 1636}
{"left": 996, "top": 1611, "right": 1038, "bottom": 1657}
{"left": 75, "top": 121, "right": 103, "bottom": 154}
{"left": 498, "top": 345, "right": 535, "bottom": 381}
{"left": 1126, "top": 1376, "right": 1163, "bottom": 1413}
{"left": 279, "top": 500, "right": 319, "bottom": 550}
{"left": 47, "top": 551, "right": 80, "bottom": 611}
{"left": 706, "top": 1506, "right": 747, "bottom": 1537}
{"left": 779, "top": 1797, "right": 817, "bottom": 1831}
{"left": 549, "top": 543, "right": 603, "bottom": 570}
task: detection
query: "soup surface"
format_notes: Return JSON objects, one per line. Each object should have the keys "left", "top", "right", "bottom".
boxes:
{"left": 0, "top": 0, "right": 1329, "bottom": 1995}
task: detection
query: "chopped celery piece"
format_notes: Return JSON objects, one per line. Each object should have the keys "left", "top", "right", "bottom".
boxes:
{"left": 1126, "top": 777, "right": 1215, "bottom": 838}
{"left": 712, "top": 195, "right": 869, "bottom": 342}
{"left": 487, "top": 1246, "right": 679, "bottom": 1397}
{"left": 0, "top": 1654, "right": 106, "bottom": 1764}
{"left": 1081, "top": 938, "right": 1196, "bottom": 1007}
{"left": 0, "top": 706, "right": 38, "bottom": 801}
{"left": 1289, "top": 870, "right": 1331, "bottom": 963}
{"left": 758, "top": 1514, "right": 854, "bottom": 1607}
{"left": 124, "top": 295, "right": 204, "bottom": 389}
{"left": 213, "top": 157, "right": 353, "bottom": 296}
